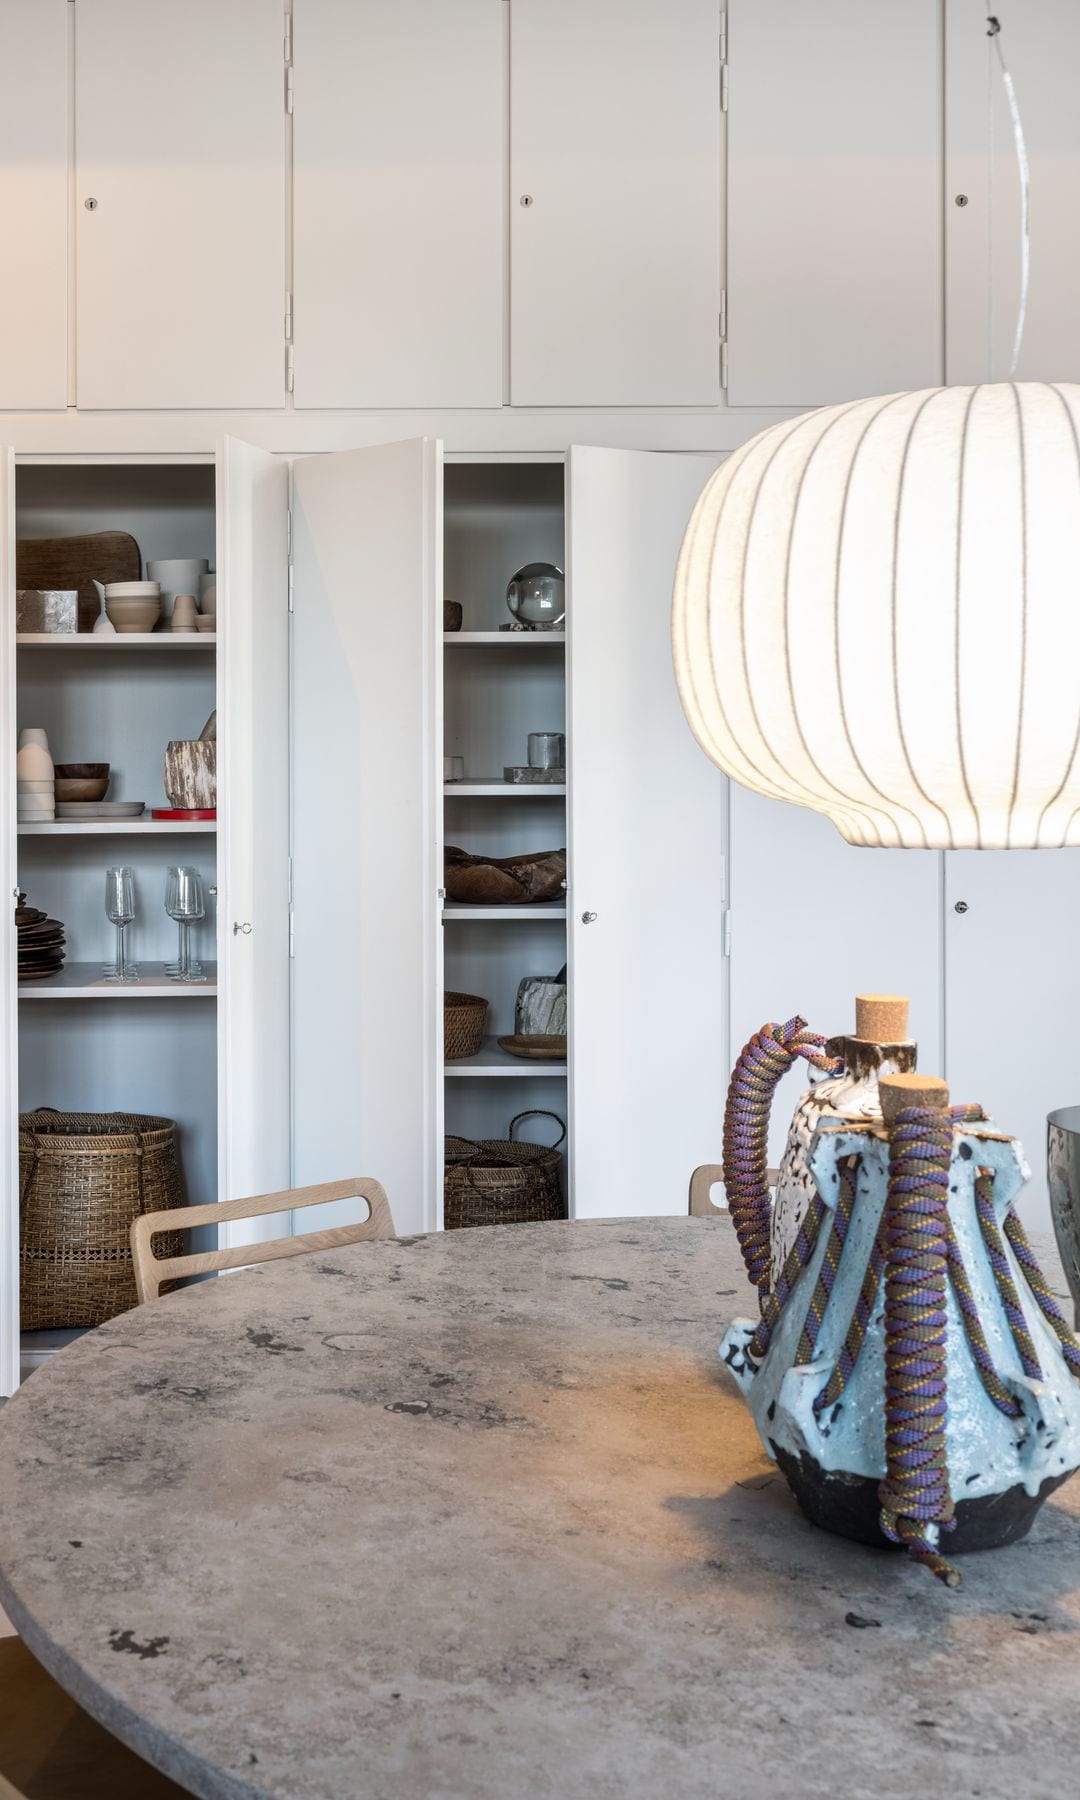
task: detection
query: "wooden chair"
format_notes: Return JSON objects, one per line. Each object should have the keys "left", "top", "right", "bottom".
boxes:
{"left": 688, "top": 1163, "right": 780, "bottom": 1217}
{"left": 131, "top": 1177, "right": 396, "bottom": 1303}
{"left": 0, "top": 1636, "right": 187, "bottom": 1797}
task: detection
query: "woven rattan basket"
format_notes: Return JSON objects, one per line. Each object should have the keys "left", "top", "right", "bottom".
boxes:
{"left": 445, "top": 991, "right": 489, "bottom": 1061}
{"left": 444, "top": 1110, "right": 566, "bottom": 1229}
{"left": 19, "top": 1110, "right": 186, "bottom": 1328}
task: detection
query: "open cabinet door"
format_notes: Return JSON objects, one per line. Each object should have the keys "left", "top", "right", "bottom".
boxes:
{"left": 291, "top": 441, "right": 441, "bottom": 1237}
{"left": 568, "top": 447, "right": 726, "bottom": 1217}
{"left": 1, "top": 448, "right": 16, "bottom": 1393}
{"left": 216, "top": 438, "right": 292, "bottom": 1243}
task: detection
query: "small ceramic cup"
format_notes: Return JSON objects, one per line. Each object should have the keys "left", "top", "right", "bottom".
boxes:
{"left": 171, "top": 594, "right": 198, "bottom": 633}
{"left": 443, "top": 755, "right": 466, "bottom": 782}
{"left": 528, "top": 732, "right": 565, "bottom": 770}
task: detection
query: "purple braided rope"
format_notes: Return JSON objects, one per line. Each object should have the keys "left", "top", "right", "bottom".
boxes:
{"left": 1003, "top": 1211, "right": 1080, "bottom": 1382}
{"left": 878, "top": 1105, "right": 959, "bottom": 1587}
{"left": 795, "top": 1157, "right": 860, "bottom": 1366}
{"left": 814, "top": 1213, "right": 885, "bottom": 1415}
{"left": 974, "top": 1170, "right": 1042, "bottom": 1383}
{"left": 747, "top": 1194, "right": 828, "bottom": 1365}
{"left": 945, "top": 1218, "right": 1022, "bottom": 1419}
{"left": 723, "top": 1016, "right": 842, "bottom": 1299}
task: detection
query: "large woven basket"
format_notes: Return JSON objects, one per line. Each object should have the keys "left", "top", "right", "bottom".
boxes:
{"left": 19, "top": 1110, "right": 186, "bottom": 1328}
{"left": 445, "top": 991, "right": 489, "bottom": 1061}
{"left": 444, "top": 1111, "right": 566, "bottom": 1229}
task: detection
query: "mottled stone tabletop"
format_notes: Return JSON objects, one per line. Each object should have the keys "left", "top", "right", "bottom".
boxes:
{"left": 2, "top": 1217, "right": 1079, "bottom": 1800}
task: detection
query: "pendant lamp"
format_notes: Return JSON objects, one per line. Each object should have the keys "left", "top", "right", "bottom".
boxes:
{"left": 672, "top": 382, "right": 1080, "bottom": 849}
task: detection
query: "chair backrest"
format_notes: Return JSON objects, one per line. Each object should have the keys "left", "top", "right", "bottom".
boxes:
{"left": 0, "top": 1773, "right": 25, "bottom": 1799}
{"left": 688, "top": 1163, "right": 780, "bottom": 1217}
{"left": 130, "top": 1178, "right": 396, "bottom": 1303}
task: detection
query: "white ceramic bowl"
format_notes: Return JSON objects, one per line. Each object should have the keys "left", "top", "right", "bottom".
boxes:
{"left": 15, "top": 744, "right": 55, "bottom": 780}
{"left": 104, "top": 581, "right": 161, "bottom": 599}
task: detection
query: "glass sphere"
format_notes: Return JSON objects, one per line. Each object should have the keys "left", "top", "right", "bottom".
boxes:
{"left": 505, "top": 562, "right": 565, "bottom": 628}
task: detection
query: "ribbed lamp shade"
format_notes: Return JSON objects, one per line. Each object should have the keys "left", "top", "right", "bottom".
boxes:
{"left": 672, "top": 382, "right": 1080, "bottom": 849}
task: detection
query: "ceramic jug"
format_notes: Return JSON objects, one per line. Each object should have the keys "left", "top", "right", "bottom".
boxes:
{"left": 717, "top": 995, "right": 1080, "bottom": 1586}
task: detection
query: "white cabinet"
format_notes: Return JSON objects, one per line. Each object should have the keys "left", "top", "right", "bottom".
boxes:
{"left": 0, "top": 1, "right": 68, "bottom": 409}
{"left": 726, "top": 0, "right": 944, "bottom": 407}
{"left": 293, "top": 0, "right": 504, "bottom": 410}
{"left": 290, "top": 441, "right": 442, "bottom": 1235}
{"left": 510, "top": 0, "right": 722, "bottom": 407}
{"left": 74, "top": 0, "right": 285, "bottom": 410}
{"left": 946, "top": 0, "right": 1080, "bottom": 384}
{"left": 944, "top": 851, "right": 1080, "bottom": 1229}
{"left": 568, "top": 448, "right": 726, "bottom": 1213}
{"left": 1, "top": 445, "right": 292, "bottom": 1394}
{"left": 728, "top": 789, "right": 944, "bottom": 1170}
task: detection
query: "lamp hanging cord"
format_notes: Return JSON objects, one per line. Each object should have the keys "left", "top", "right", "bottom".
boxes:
{"left": 985, "top": 8, "right": 1030, "bottom": 375}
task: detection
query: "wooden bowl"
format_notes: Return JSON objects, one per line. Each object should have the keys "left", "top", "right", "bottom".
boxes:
{"left": 54, "top": 777, "right": 110, "bottom": 802}
{"left": 54, "top": 763, "right": 109, "bottom": 780}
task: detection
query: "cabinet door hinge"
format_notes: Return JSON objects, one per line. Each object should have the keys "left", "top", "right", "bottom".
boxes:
{"left": 722, "top": 908, "right": 732, "bottom": 958}
{"left": 719, "top": 288, "right": 727, "bottom": 340}
{"left": 720, "top": 339, "right": 729, "bottom": 392}
{"left": 288, "top": 856, "right": 295, "bottom": 957}
{"left": 285, "top": 342, "right": 295, "bottom": 393}
{"left": 719, "top": 9, "right": 727, "bottom": 63}
{"left": 285, "top": 62, "right": 294, "bottom": 114}
{"left": 721, "top": 61, "right": 729, "bottom": 112}
{"left": 286, "top": 506, "right": 292, "bottom": 556}
{"left": 284, "top": 8, "right": 293, "bottom": 64}
{"left": 284, "top": 291, "right": 293, "bottom": 343}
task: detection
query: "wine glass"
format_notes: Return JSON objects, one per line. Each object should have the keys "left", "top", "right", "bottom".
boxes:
{"left": 103, "top": 866, "right": 139, "bottom": 981}
{"left": 166, "top": 866, "right": 206, "bottom": 983}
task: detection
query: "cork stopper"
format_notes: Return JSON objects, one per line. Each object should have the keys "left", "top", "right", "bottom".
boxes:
{"left": 855, "top": 994, "right": 910, "bottom": 1044}
{"left": 879, "top": 1072, "right": 949, "bottom": 1128}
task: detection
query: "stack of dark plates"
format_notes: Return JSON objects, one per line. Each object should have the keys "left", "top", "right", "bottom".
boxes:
{"left": 15, "top": 892, "right": 66, "bottom": 981}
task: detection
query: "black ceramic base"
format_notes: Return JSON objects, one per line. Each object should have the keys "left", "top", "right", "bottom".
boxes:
{"left": 772, "top": 1443, "right": 1070, "bottom": 1552}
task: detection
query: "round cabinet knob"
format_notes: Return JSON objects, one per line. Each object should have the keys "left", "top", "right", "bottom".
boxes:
{"left": 233, "top": 921, "right": 252, "bottom": 936}
{"left": 581, "top": 911, "right": 597, "bottom": 924}
{"left": 953, "top": 900, "right": 969, "bottom": 914}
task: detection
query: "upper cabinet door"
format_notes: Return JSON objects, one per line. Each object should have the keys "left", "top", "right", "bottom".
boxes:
{"left": 216, "top": 439, "right": 291, "bottom": 1236}
{"left": 568, "top": 447, "right": 725, "bottom": 1217}
{"left": 946, "top": 0, "right": 1080, "bottom": 383}
{"left": 0, "top": 2, "right": 67, "bottom": 409}
{"left": 293, "top": 0, "right": 503, "bottom": 409}
{"left": 75, "top": 0, "right": 285, "bottom": 410}
{"left": 291, "top": 441, "right": 441, "bottom": 1238}
{"left": 0, "top": 447, "right": 17, "bottom": 1397}
{"left": 726, "top": 0, "right": 943, "bottom": 407}
{"left": 510, "top": 1, "right": 722, "bottom": 407}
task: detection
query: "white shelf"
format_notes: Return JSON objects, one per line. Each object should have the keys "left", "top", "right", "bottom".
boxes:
{"left": 445, "top": 781, "right": 567, "bottom": 797}
{"left": 18, "top": 819, "right": 216, "bottom": 835}
{"left": 18, "top": 961, "right": 218, "bottom": 998}
{"left": 445, "top": 1036, "right": 568, "bottom": 1077}
{"left": 16, "top": 633, "right": 216, "bottom": 647}
{"left": 444, "top": 631, "right": 566, "bottom": 646}
{"left": 21, "top": 1327, "right": 89, "bottom": 1378}
{"left": 443, "top": 901, "right": 567, "bottom": 920}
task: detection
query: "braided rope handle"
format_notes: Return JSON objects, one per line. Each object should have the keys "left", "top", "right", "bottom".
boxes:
{"left": 723, "top": 1016, "right": 841, "bottom": 1299}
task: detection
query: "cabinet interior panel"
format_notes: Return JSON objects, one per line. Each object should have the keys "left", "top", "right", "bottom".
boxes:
{"left": 443, "top": 1079, "right": 570, "bottom": 1215}
{"left": 444, "top": 652, "right": 566, "bottom": 781}
{"left": 18, "top": 1002, "right": 218, "bottom": 1212}
{"left": 17, "top": 464, "right": 216, "bottom": 568}
{"left": 444, "top": 464, "right": 565, "bottom": 634}
{"left": 17, "top": 837, "right": 217, "bottom": 968}
{"left": 443, "top": 796, "right": 566, "bottom": 862}
{"left": 444, "top": 918, "right": 566, "bottom": 1040}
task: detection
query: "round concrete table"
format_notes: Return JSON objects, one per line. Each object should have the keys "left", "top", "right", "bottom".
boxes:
{"left": 2, "top": 1217, "right": 1079, "bottom": 1800}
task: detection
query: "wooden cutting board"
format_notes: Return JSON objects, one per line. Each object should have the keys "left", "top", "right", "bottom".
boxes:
{"left": 16, "top": 531, "right": 142, "bottom": 632}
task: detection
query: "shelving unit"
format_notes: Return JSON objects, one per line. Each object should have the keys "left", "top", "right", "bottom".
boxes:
{"left": 19, "top": 820, "right": 216, "bottom": 836}
{"left": 440, "top": 461, "right": 569, "bottom": 1205}
{"left": 16, "top": 634, "right": 216, "bottom": 648}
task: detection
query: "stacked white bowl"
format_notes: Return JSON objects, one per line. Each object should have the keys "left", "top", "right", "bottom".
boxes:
{"left": 16, "top": 727, "right": 55, "bottom": 823}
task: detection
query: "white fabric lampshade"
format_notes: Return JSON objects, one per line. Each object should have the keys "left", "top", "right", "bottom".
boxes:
{"left": 672, "top": 383, "right": 1080, "bottom": 849}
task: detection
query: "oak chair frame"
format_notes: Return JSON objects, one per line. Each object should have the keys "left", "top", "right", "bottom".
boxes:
{"left": 130, "top": 1177, "right": 396, "bottom": 1303}
{"left": 688, "top": 1163, "right": 780, "bottom": 1217}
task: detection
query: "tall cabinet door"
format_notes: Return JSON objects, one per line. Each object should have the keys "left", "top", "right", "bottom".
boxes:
{"left": 291, "top": 441, "right": 441, "bottom": 1238}
{"left": 216, "top": 439, "right": 292, "bottom": 1242}
{"left": 293, "top": 0, "right": 503, "bottom": 408}
{"left": 0, "top": 1, "right": 68, "bottom": 409}
{"left": 726, "top": 0, "right": 943, "bottom": 406}
{"left": 75, "top": 0, "right": 285, "bottom": 409}
{"left": 1, "top": 448, "right": 17, "bottom": 1397}
{"left": 568, "top": 448, "right": 724, "bottom": 1217}
{"left": 729, "top": 788, "right": 944, "bottom": 1172}
{"left": 510, "top": 0, "right": 721, "bottom": 406}
{"left": 944, "top": 851, "right": 1080, "bottom": 1232}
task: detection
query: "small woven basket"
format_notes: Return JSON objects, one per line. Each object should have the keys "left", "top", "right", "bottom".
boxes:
{"left": 445, "top": 991, "right": 489, "bottom": 1061}
{"left": 19, "top": 1110, "right": 186, "bottom": 1329}
{"left": 444, "top": 1111, "right": 567, "bottom": 1229}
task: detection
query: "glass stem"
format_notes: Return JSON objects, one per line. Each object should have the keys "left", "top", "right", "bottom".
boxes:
{"left": 179, "top": 920, "right": 190, "bottom": 981}
{"left": 116, "top": 920, "right": 125, "bottom": 979}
